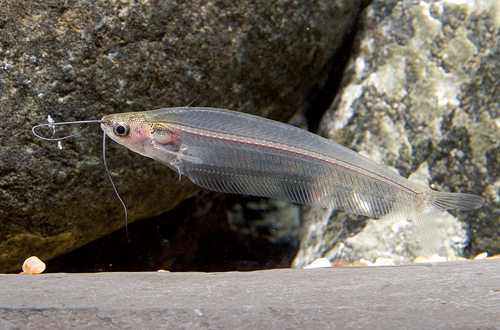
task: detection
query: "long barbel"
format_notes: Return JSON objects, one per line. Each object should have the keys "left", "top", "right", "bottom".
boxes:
{"left": 100, "top": 107, "right": 484, "bottom": 236}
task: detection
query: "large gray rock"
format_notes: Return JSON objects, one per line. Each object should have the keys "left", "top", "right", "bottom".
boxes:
{"left": 294, "top": 0, "right": 500, "bottom": 267}
{"left": 1, "top": 259, "right": 499, "bottom": 329}
{"left": 0, "top": 0, "right": 363, "bottom": 272}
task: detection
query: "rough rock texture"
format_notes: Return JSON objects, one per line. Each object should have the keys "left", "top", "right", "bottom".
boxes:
{"left": 1, "top": 259, "right": 500, "bottom": 329}
{"left": 0, "top": 0, "right": 363, "bottom": 272}
{"left": 294, "top": 0, "right": 500, "bottom": 267}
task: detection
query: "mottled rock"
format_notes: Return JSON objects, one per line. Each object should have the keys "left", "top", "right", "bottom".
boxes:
{"left": 294, "top": 0, "right": 499, "bottom": 267}
{"left": 0, "top": 0, "right": 363, "bottom": 272}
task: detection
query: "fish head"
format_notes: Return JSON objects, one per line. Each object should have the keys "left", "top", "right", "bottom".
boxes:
{"left": 101, "top": 112, "right": 181, "bottom": 163}
{"left": 101, "top": 112, "right": 152, "bottom": 155}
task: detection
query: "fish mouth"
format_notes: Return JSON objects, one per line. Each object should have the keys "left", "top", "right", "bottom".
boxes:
{"left": 100, "top": 117, "right": 113, "bottom": 132}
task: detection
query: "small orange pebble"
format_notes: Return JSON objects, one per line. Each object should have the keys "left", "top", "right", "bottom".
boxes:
{"left": 157, "top": 269, "right": 170, "bottom": 272}
{"left": 447, "top": 256, "right": 468, "bottom": 262}
{"left": 350, "top": 258, "right": 372, "bottom": 266}
{"left": 21, "top": 256, "right": 46, "bottom": 274}
{"left": 486, "top": 254, "right": 500, "bottom": 259}
{"left": 413, "top": 256, "right": 429, "bottom": 263}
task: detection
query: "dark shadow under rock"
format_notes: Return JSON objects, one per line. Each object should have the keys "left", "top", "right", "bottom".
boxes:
{"left": 45, "top": 192, "right": 299, "bottom": 273}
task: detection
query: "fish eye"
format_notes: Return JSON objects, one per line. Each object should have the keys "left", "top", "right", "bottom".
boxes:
{"left": 113, "top": 122, "right": 130, "bottom": 137}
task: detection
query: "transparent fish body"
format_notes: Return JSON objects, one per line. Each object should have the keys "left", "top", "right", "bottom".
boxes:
{"left": 101, "top": 107, "right": 485, "bottom": 224}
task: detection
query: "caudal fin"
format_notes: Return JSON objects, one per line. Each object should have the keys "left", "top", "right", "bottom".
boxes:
{"left": 412, "top": 190, "right": 484, "bottom": 259}
{"left": 428, "top": 191, "right": 485, "bottom": 212}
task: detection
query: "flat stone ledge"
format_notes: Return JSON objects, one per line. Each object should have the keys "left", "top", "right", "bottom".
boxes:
{"left": 1, "top": 259, "right": 499, "bottom": 329}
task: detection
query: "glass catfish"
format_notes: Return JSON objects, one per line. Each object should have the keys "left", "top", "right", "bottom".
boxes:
{"left": 100, "top": 107, "right": 485, "bottom": 231}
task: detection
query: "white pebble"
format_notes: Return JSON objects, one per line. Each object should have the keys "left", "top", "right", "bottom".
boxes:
{"left": 474, "top": 252, "right": 488, "bottom": 260}
{"left": 303, "top": 258, "right": 333, "bottom": 269}
{"left": 358, "top": 258, "right": 373, "bottom": 266}
{"left": 373, "top": 257, "right": 396, "bottom": 266}
{"left": 413, "top": 255, "right": 447, "bottom": 264}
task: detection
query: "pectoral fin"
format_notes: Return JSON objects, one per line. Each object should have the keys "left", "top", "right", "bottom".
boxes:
{"left": 151, "top": 141, "right": 204, "bottom": 164}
